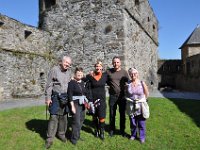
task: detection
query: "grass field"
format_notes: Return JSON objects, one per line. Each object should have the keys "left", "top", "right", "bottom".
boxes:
{"left": 0, "top": 97, "right": 200, "bottom": 150}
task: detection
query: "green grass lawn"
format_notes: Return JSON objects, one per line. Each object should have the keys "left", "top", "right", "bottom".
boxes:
{"left": 0, "top": 98, "right": 200, "bottom": 150}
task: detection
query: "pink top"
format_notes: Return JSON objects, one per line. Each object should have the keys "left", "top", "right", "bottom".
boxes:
{"left": 127, "top": 81, "right": 145, "bottom": 116}
{"left": 127, "top": 81, "right": 145, "bottom": 100}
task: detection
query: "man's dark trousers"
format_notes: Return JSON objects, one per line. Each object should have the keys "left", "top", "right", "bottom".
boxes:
{"left": 109, "top": 94, "right": 126, "bottom": 134}
{"left": 46, "top": 93, "right": 68, "bottom": 142}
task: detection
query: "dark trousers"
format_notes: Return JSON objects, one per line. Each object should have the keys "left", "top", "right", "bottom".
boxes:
{"left": 93, "top": 100, "right": 106, "bottom": 129}
{"left": 109, "top": 94, "right": 126, "bottom": 133}
{"left": 93, "top": 115, "right": 105, "bottom": 130}
{"left": 46, "top": 114, "right": 68, "bottom": 142}
{"left": 71, "top": 102, "right": 85, "bottom": 143}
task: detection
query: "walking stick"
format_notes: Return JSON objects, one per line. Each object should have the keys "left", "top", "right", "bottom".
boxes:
{"left": 46, "top": 104, "right": 48, "bottom": 120}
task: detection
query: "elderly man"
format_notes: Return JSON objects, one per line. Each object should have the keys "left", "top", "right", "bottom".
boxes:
{"left": 45, "top": 55, "right": 75, "bottom": 149}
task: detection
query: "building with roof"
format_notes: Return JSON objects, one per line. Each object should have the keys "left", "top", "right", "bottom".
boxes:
{"left": 158, "top": 25, "right": 200, "bottom": 92}
{"left": 179, "top": 25, "right": 200, "bottom": 76}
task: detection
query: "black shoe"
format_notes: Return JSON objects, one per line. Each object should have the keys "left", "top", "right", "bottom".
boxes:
{"left": 45, "top": 141, "right": 53, "bottom": 149}
{"left": 58, "top": 136, "right": 67, "bottom": 143}
{"left": 94, "top": 130, "right": 99, "bottom": 137}
{"left": 100, "top": 128, "right": 105, "bottom": 140}
{"left": 120, "top": 131, "right": 127, "bottom": 137}
{"left": 109, "top": 130, "right": 114, "bottom": 137}
{"left": 71, "top": 140, "right": 77, "bottom": 145}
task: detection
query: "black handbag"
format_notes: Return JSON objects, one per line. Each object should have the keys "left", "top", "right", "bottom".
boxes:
{"left": 58, "top": 93, "right": 68, "bottom": 105}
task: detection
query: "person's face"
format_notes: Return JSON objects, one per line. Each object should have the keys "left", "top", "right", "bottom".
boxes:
{"left": 74, "top": 71, "right": 83, "bottom": 80}
{"left": 95, "top": 64, "right": 103, "bottom": 73}
{"left": 112, "top": 58, "right": 121, "bottom": 70}
{"left": 61, "top": 57, "right": 71, "bottom": 70}
{"left": 129, "top": 71, "right": 138, "bottom": 80}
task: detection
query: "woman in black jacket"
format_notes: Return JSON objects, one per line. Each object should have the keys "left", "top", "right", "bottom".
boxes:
{"left": 68, "top": 67, "right": 87, "bottom": 145}
{"left": 86, "top": 60, "right": 107, "bottom": 140}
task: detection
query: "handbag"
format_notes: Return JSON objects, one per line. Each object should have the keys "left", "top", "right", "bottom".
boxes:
{"left": 58, "top": 93, "right": 68, "bottom": 105}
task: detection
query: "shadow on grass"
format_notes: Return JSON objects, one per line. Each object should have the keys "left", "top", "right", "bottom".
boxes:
{"left": 82, "top": 118, "right": 112, "bottom": 135}
{"left": 25, "top": 116, "right": 129, "bottom": 140}
{"left": 26, "top": 119, "right": 48, "bottom": 140}
{"left": 82, "top": 118, "right": 94, "bottom": 135}
{"left": 25, "top": 117, "right": 96, "bottom": 141}
{"left": 82, "top": 118, "right": 125, "bottom": 137}
{"left": 169, "top": 99, "right": 200, "bottom": 127}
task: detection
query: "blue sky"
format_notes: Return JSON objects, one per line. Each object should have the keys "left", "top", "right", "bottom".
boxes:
{"left": 0, "top": 0, "right": 200, "bottom": 59}
{"left": 149, "top": 0, "right": 200, "bottom": 59}
{"left": 0, "top": 0, "right": 38, "bottom": 26}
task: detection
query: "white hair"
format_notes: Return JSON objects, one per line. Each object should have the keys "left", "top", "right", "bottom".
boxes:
{"left": 58, "top": 55, "right": 71, "bottom": 62}
{"left": 128, "top": 67, "right": 138, "bottom": 74}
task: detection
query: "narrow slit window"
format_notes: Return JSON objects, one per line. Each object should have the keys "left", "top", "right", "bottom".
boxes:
{"left": 0, "top": 21, "right": 4, "bottom": 26}
{"left": 135, "top": 0, "right": 139, "bottom": 6}
{"left": 153, "top": 24, "right": 156, "bottom": 31}
{"left": 24, "top": 30, "right": 32, "bottom": 39}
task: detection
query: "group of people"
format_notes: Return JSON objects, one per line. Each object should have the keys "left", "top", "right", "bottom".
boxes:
{"left": 44, "top": 55, "right": 149, "bottom": 149}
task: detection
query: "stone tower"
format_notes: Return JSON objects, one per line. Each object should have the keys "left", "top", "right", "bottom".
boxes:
{"left": 39, "top": 0, "right": 158, "bottom": 90}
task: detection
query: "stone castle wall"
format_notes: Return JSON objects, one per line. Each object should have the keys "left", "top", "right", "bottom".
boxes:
{"left": 0, "top": 0, "right": 158, "bottom": 100}
{"left": 158, "top": 57, "right": 200, "bottom": 92}
{"left": 186, "top": 53, "right": 200, "bottom": 77}
{"left": 176, "top": 74, "right": 200, "bottom": 92}
{"left": 0, "top": 15, "right": 53, "bottom": 100}
{"left": 157, "top": 59, "right": 182, "bottom": 89}
{"left": 39, "top": 0, "right": 126, "bottom": 69}
{"left": 123, "top": 0, "right": 158, "bottom": 89}
{"left": 188, "top": 46, "right": 200, "bottom": 57}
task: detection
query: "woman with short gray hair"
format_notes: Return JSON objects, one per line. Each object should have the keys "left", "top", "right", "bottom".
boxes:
{"left": 126, "top": 68, "right": 149, "bottom": 144}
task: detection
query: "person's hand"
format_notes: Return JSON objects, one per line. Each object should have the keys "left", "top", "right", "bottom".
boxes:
{"left": 125, "top": 82, "right": 129, "bottom": 87}
{"left": 45, "top": 99, "right": 52, "bottom": 107}
{"left": 71, "top": 105, "right": 76, "bottom": 114}
{"left": 124, "top": 82, "right": 129, "bottom": 92}
{"left": 84, "top": 102, "right": 90, "bottom": 109}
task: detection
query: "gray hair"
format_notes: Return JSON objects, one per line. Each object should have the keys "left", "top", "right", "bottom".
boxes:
{"left": 58, "top": 54, "right": 71, "bottom": 63}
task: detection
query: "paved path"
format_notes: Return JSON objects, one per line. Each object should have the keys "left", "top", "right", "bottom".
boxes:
{"left": 0, "top": 96, "right": 45, "bottom": 111}
{"left": 150, "top": 90, "right": 200, "bottom": 100}
{"left": 1, "top": 91, "right": 200, "bottom": 111}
